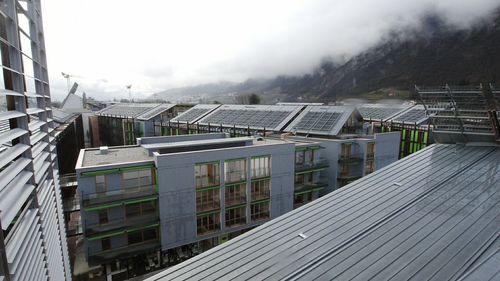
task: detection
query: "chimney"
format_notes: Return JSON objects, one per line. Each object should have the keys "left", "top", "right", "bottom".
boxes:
{"left": 82, "top": 92, "right": 87, "bottom": 108}
{"left": 99, "top": 146, "right": 109, "bottom": 155}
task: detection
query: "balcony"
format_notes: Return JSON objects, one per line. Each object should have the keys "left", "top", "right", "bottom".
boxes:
{"left": 295, "top": 158, "right": 329, "bottom": 173}
{"left": 60, "top": 173, "right": 78, "bottom": 188}
{"left": 294, "top": 181, "right": 328, "bottom": 193}
{"left": 196, "top": 199, "right": 220, "bottom": 213}
{"left": 338, "top": 154, "right": 364, "bottom": 163}
{"left": 82, "top": 185, "right": 157, "bottom": 208}
{"left": 87, "top": 240, "right": 161, "bottom": 266}
{"left": 251, "top": 191, "right": 270, "bottom": 202}
{"left": 63, "top": 193, "right": 80, "bottom": 212}
{"left": 225, "top": 195, "right": 246, "bottom": 207}
{"left": 195, "top": 176, "right": 220, "bottom": 189}
{"left": 225, "top": 171, "right": 246, "bottom": 184}
{"left": 85, "top": 214, "right": 159, "bottom": 236}
{"left": 197, "top": 223, "right": 221, "bottom": 236}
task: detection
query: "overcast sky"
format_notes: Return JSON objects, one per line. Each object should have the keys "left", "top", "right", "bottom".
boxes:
{"left": 42, "top": 0, "right": 499, "bottom": 101}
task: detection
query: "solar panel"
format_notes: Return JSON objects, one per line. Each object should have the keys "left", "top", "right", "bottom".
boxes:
{"left": 198, "top": 105, "right": 302, "bottom": 130}
{"left": 292, "top": 112, "right": 341, "bottom": 132}
{"left": 357, "top": 106, "right": 408, "bottom": 121}
{"left": 173, "top": 108, "right": 211, "bottom": 123}
{"left": 391, "top": 108, "right": 428, "bottom": 124}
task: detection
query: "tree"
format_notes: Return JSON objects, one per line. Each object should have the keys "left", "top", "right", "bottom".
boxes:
{"left": 248, "top": 93, "right": 261, "bottom": 104}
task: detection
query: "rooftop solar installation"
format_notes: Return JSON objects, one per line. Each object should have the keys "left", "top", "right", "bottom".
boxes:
{"left": 197, "top": 105, "right": 303, "bottom": 131}
{"left": 284, "top": 105, "right": 357, "bottom": 136}
{"left": 389, "top": 105, "right": 429, "bottom": 124}
{"left": 357, "top": 104, "right": 410, "bottom": 121}
{"left": 96, "top": 103, "right": 176, "bottom": 120}
{"left": 170, "top": 104, "right": 221, "bottom": 123}
{"left": 147, "top": 143, "right": 500, "bottom": 281}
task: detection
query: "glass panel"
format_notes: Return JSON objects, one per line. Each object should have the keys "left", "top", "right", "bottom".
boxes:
{"left": 225, "top": 206, "right": 246, "bottom": 228}
{"left": 225, "top": 159, "right": 246, "bottom": 183}
{"left": 251, "top": 179, "right": 271, "bottom": 201}
{"left": 195, "top": 162, "right": 220, "bottom": 188}
{"left": 250, "top": 201, "right": 270, "bottom": 222}
{"left": 95, "top": 175, "right": 106, "bottom": 193}
{"left": 251, "top": 156, "right": 271, "bottom": 178}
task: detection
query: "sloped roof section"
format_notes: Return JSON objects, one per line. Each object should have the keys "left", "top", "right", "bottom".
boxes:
{"left": 148, "top": 144, "right": 500, "bottom": 281}
{"left": 52, "top": 107, "right": 79, "bottom": 124}
{"left": 197, "top": 104, "right": 303, "bottom": 131}
{"left": 170, "top": 104, "right": 221, "bottom": 123}
{"left": 357, "top": 103, "right": 411, "bottom": 121}
{"left": 61, "top": 93, "right": 83, "bottom": 109}
{"left": 96, "top": 103, "right": 176, "bottom": 120}
{"left": 284, "top": 105, "right": 359, "bottom": 136}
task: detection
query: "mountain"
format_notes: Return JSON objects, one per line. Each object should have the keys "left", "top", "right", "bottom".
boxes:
{"left": 153, "top": 10, "right": 500, "bottom": 103}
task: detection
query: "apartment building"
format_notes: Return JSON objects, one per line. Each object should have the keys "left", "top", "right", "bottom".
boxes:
{"left": 74, "top": 131, "right": 399, "bottom": 279}
{"left": 0, "top": 0, "right": 71, "bottom": 280}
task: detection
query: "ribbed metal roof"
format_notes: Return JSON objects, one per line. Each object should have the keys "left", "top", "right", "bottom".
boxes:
{"left": 148, "top": 144, "right": 500, "bottom": 281}
{"left": 357, "top": 104, "right": 411, "bottom": 121}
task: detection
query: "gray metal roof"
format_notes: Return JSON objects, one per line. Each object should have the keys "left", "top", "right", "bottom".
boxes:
{"left": 197, "top": 104, "right": 303, "bottom": 131}
{"left": 95, "top": 103, "right": 176, "bottom": 120}
{"left": 388, "top": 104, "right": 429, "bottom": 124}
{"left": 148, "top": 143, "right": 500, "bottom": 281}
{"left": 52, "top": 107, "right": 78, "bottom": 124}
{"left": 170, "top": 104, "right": 221, "bottom": 123}
{"left": 284, "top": 105, "right": 359, "bottom": 136}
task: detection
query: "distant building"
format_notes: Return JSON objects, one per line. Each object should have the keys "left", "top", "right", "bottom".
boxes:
{"left": 0, "top": 0, "right": 71, "bottom": 280}
{"left": 74, "top": 131, "right": 399, "bottom": 279}
{"left": 94, "top": 103, "right": 192, "bottom": 146}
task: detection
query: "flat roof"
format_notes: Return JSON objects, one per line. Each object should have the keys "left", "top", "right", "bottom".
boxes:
{"left": 148, "top": 143, "right": 500, "bottom": 281}
{"left": 81, "top": 146, "right": 152, "bottom": 168}
{"left": 141, "top": 136, "right": 255, "bottom": 150}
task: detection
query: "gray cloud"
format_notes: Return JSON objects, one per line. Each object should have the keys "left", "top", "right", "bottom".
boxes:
{"left": 44, "top": 0, "right": 500, "bottom": 101}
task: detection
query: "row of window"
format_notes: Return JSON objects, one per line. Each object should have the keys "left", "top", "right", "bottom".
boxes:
{"left": 196, "top": 179, "right": 271, "bottom": 212}
{"left": 101, "top": 228, "right": 158, "bottom": 252}
{"left": 94, "top": 169, "right": 154, "bottom": 193}
{"left": 95, "top": 201, "right": 157, "bottom": 225}
{"left": 197, "top": 201, "right": 270, "bottom": 235}
{"left": 195, "top": 156, "right": 271, "bottom": 188}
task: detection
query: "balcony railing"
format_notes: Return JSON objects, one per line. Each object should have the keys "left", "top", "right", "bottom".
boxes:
{"left": 225, "top": 172, "right": 246, "bottom": 183}
{"left": 197, "top": 224, "right": 221, "bottom": 236}
{"left": 195, "top": 176, "right": 220, "bottom": 189}
{"left": 85, "top": 214, "right": 159, "bottom": 236}
{"left": 294, "top": 181, "right": 328, "bottom": 193}
{"left": 295, "top": 158, "right": 329, "bottom": 173}
{"left": 225, "top": 195, "right": 246, "bottom": 207}
{"left": 338, "top": 154, "right": 364, "bottom": 163}
{"left": 88, "top": 240, "right": 160, "bottom": 266}
{"left": 251, "top": 191, "right": 270, "bottom": 202}
{"left": 196, "top": 199, "right": 220, "bottom": 213}
{"left": 60, "top": 173, "right": 78, "bottom": 188}
{"left": 82, "top": 185, "right": 157, "bottom": 207}
{"left": 63, "top": 193, "right": 80, "bottom": 212}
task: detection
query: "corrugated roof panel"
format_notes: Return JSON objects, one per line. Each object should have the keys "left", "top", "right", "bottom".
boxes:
{"left": 136, "top": 104, "right": 177, "bottom": 120}
{"left": 147, "top": 144, "right": 500, "bottom": 281}
{"left": 357, "top": 104, "right": 411, "bottom": 121}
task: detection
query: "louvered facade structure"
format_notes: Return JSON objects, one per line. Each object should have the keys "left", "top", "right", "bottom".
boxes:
{"left": 0, "top": 0, "right": 71, "bottom": 280}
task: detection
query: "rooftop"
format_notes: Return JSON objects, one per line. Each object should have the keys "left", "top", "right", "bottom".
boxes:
{"left": 147, "top": 143, "right": 500, "bottom": 281}
{"left": 81, "top": 146, "right": 152, "bottom": 168}
{"left": 95, "top": 103, "right": 177, "bottom": 120}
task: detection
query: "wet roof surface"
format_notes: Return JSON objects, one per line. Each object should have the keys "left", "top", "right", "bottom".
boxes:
{"left": 148, "top": 144, "right": 500, "bottom": 281}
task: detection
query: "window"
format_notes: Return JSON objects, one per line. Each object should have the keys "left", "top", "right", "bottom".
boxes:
{"left": 122, "top": 169, "right": 153, "bottom": 189}
{"left": 225, "top": 183, "right": 246, "bottom": 207}
{"left": 251, "top": 179, "right": 270, "bottom": 201}
{"left": 305, "top": 150, "right": 314, "bottom": 163}
{"left": 197, "top": 212, "right": 220, "bottom": 235}
{"left": 294, "top": 192, "right": 313, "bottom": 207}
{"left": 196, "top": 188, "right": 220, "bottom": 212}
{"left": 340, "top": 163, "right": 349, "bottom": 176}
{"left": 295, "top": 151, "right": 304, "bottom": 165}
{"left": 367, "top": 143, "right": 375, "bottom": 157}
{"left": 251, "top": 156, "right": 271, "bottom": 179}
{"left": 127, "top": 228, "right": 158, "bottom": 245}
{"left": 101, "top": 238, "right": 111, "bottom": 251}
{"left": 251, "top": 201, "right": 270, "bottom": 222}
{"left": 225, "top": 159, "right": 246, "bottom": 183}
{"left": 341, "top": 143, "right": 352, "bottom": 158}
{"left": 365, "top": 160, "right": 375, "bottom": 174}
{"left": 125, "top": 201, "right": 157, "bottom": 219}
{"left": 95, "top": 175, "right": 106, "bottom": 193}
{"left": 98, "top": 209, "right": 108, "bottom": 225}
{"left": 225, "top": 206, "right": 246, "bottom": 228}
{"left": 195, "top": 162, "right": 220, "bottom": 188}
{"left": 295, "top": 172, "right": 313, "bottom": 185}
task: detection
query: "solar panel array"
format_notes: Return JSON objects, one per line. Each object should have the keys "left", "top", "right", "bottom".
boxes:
{"left": 137, "top": 104, "right": 176, "bottom": 120}
{"left": 96, "top": 103, "right": 175, "bottom": 120}
{"left": 284, "top": 106, "right": 357, "bottom": 136}
{"left": 390, "top": 106, "right": 428, "bottom": 124}
{"left": 292, "top": 111, "right": 342, "bottom": 132}
{"left": 170, "top": 104, "right": 222, "bottom": 123}
{"left": 198, "top": 105, "right": 302, "bottom": 130}
{"left": 357, "top": 105, "right": 409, "bottom": 121}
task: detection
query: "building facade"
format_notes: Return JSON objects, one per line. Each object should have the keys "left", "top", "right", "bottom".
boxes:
{"left": 0, "top": 0, "right": 71, "bottom": 280}
{"left": 74, "top": 132, "right": 399, "bottom": 279}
